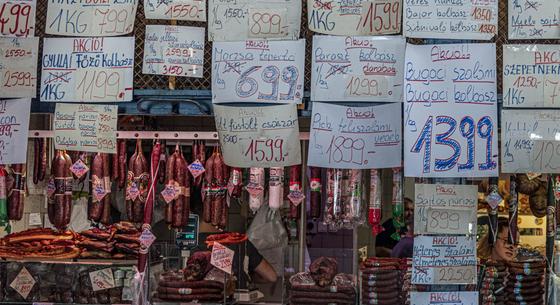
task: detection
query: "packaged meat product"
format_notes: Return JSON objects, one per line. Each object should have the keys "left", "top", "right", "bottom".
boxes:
{"left": 268, "top": 167, "right": 284, "bottom": 210}
{"left": 246, "top": 167, "right": 265, "bottom": 212}
{"left": 368, "top": 169, "right": 383, "bottom": 235}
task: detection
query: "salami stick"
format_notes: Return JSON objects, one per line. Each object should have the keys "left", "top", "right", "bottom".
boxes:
{"left": 309, "top": 167, "right": 321, "bottom": 219}
{"left": 202, "top": 152, "right": 214, "bottom": 223}
{"left": 509, "top": 175, "right": 519, "bottom": 245}
{"left": 38, "top": 138, "right": 47, "bottom": 182}
{"left": 62, "top": 151, "right": 73, "bottom": 226}
{"left": 287, "top": 165, "right": 303, "bottom": 219}
{"left": 247, "top": 167, "right": 265, "bottom": 213}
{"left": 118, "top": 139, "right": 126, "bottom": 189}
{"left": 33, "top": 138, "right": 40, "bottom": 185}
{"left": 111, "top": 150, "right": 119, "bottom": 181}
{"left": 164, "top": 147, "right": 176, "bottom": 225}
{"left": 211, "top": 151, "right": 224, "bottom": 227}
{"left": 144, "top": 140, "right": 161, "bottom": 225}
{"left": 0, "top": 166, "right": 7, "bottom": 226}
{"left": 390, "top": 168, "right": 404, "bottom": 240}
{"left": 100, "top": 153, "right": 112, "bottom": 225}
{"left": 182, "top": 151, "right": 191, "bottom": 228}
{"left": 269, "top": 167, "right": 284, "bottom": 211}
{"left": 89, "top": 153, "right": 104, "bottom": 222}
{"left": 172, "top": 145, "right": 186, "bottom": 228}
{"left": 368, "top": 169, "right": 383, "bottom": 235}
{"left": 8, "top": 164, "right": 25, "bottom": 221}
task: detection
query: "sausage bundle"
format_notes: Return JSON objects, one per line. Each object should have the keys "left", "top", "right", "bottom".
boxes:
{"left": 202, "top": 150, "right": 228, "bottom": 229}
{"left": 48, "top": 150, "right": 73, "bottom": 230}
{"left": 8, "top": 164, "right": 26, "bottom": 221}
{"left": 163, "top": 145, "right": 190, "bottom": 229}
{"left": 126, "top": 140, "right": 149, "bottom": 224}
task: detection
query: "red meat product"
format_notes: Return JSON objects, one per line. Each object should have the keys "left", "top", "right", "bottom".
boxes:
{"left": 8, "top": 164, "right": 26, "bottom": 221}
{"left": 309, "top": 167, "right": 322, "bottom": 219}
{"left": 88, "top": 153, "right": 104, "bottom": 222}
{"left": 126, "top": 140, "right": 149, "bottom": 223}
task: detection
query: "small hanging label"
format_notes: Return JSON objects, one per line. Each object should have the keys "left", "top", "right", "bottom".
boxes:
{"left": 188, "top": 160, "right": 205, "bottom": 179}
{"left": 126, "top": 182, "right": 140, "bottom": 201}
{"left": 486, "top": 191, "right": 502, "bottom": 210}
{"left": 310, "top": 178, "right": 321, "bottom": 192}
{"left": 139, "top": 229, "right": 156, "bottom": 254}
{"left": 46, "top": 177, "right": 55, "bottom": 197}
{"left": 245, "top": 184, "right": 264, "bottom": 197}
{"left": 89, "top": 268, "right": 115, "bottom": 291}
{"left": 92, "top": 176, "right": 107, "bottom": 202}
{"left": 10, "top": 267, "right": 36, "bottom": 299}
{"left": 70, "top": 159, "right": 89, "bottom": 179}
{"left": 29, "top": 213, "right": 42, "bottom": 226}
{"left": 161, "top": 183, "right": 180, "bottom": 204}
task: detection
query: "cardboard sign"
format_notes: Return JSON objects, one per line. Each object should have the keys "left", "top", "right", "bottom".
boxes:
{"left": 10, "top": 267, "right": 35, "bottom": 299}
{"left": 143, "top": 25, "right": 204, "bottom": 78}
{"left": 53, "top": 103, "right": 118, "bottom": 153}
{"left": 307, "top": 0, "right": 401, "bottom": 35}
{"left": 208, "top": 0, "right": 301, "bottom": 41}
{"left": 414, "top": 184, "right": 477, "bottom": 235}
{"left": 89, "top": 268, "right": 115, "bottom": 291}
{"left": 503, "top": 45, "right": 560, "bottom": 107}
{"left": 40, "top": 37, "right": 134, "bottom": 102}
{"left": 310, "top": 35, "right": 405, "bottom": 102}
{"left": 214, "top": 104, "right": 301, "bottom": 168}
{"left": 210, "top": 242, "right": 234, "bottom": 274}
{"left": 29, "top": 213, "right": 42, "bottom": 226}
{"left": 212, "top": 40, "right": 305, "bottom": 104}
{"left": 0, "top": 0, "right": 35, "bottom": 37}
{"left": 0, "top": 37, "right": 38, "bottom": 98}
{"left": 0, "top": 98, "right": 30, "bottom": 165}
{"left": 403, "top": 43, "right": 498, "bottom": 178}
{"left": 509, "top": 0, "right": 560, "bottom": 39}
{"left": 144, "top": 0, "right": 206, "bottom": 21}
{"left": 501, "top": 109, "right": 560, "bottom": 173}
{"left": 45, "top": 0, "right": 137, "bottom": 36}
{"left": 410, "top": 292, "right": 478, "bottom": 305}
{"left": 308, "top": 102, "right": 401, "bottom": 169}
{"left": 412, "top": 236, "right": 477, "bottom": 285}
{"left": 404, "top": 0, "right": 497, "bottom": 39}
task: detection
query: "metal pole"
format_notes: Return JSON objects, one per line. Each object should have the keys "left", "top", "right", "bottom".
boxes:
{"left": 298, "top": 141, "right": 307, "bottom": 272}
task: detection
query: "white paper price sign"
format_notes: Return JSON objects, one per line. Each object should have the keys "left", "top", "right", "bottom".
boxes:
{"left": 414, "top": 184, "right": 477, "bottom": 235}
{"left": 89, "top": 268, "right": 115, "bottom": 291}
{"left": 214, "top": 104, "right": 301, "bottom": 168}
{"left": 0, "top": 37, "right": 38, "bottom": 98}
{"left": 53, "top": 103, "right": 118, "bottom": 153}
{"left": 411, "top": 292, "right": 478, "bottom": 305}
{"left": 509, "top": 0, "right": 560, "bottom": 39}
{"left": 0, "top": 98, "right": 30, "bottom": 165}
{"left": 46, "top": 0, "right": 137, "bottom": 36}
{"left": 412, "top": 236, "right": 477, "bottom": 285}
{"left": 307, "top": 0, "right": 401, "bottom": 35}
{"left": 210, "top": 242, "right": 234, "bottom": 274}
{"left": 143, "top": 25, "right": 204, "bottom": 78}
{"left": 40, "top": 37, "right": 134, "bottom": 102}
{"left": 10, "top": 267, "right": 35, "bottom": 299}
{"left": 308, "top": 102, "right": 401, "bottom": 169}
{"left": 208, "top": 0, "right": 301, "bottom": 41}
{"left": 404, "top": 0, "right": 497, "bottom": 39}
{"left": 311, "top": 35, "right": 404, "bottom": 102}
{"left": 503, "top": 45, "right": 560, "bottom": 107}
{"left": 501, "top": 109, "right": 560, "bottom": 173}
{"left": 403, "top": 43, "right": 498, "bottom": 178}
{"left": 212, "top": 40, "right": 305, "bottom": 104}
{"left": 0, "top": 0, "right": 35, "bottom": 37}
{"left": 144, "top": 0, "right": 206, "bottom": 21}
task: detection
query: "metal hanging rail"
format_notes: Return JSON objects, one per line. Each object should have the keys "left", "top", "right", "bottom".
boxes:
{"left": 28, "top": 130, "right": 311, "bottom": 140}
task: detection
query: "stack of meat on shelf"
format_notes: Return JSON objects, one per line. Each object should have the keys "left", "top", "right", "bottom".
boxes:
{"left": 287, "top": 257, "right": 356, "bottom": 305}
{"left": 479, "top": 260, "right": 507, "bottom": 305}
{"left": 360, "top": 258, "right": 402, "bottom": 305}
{"left": 506, "top": 259, "right": 545, "bottom": 305}
{"left": 78, "top": 222, "right": 140, "bottom": 259}
{"left": 155, "top": 251, "right": 232, "bottom": 302}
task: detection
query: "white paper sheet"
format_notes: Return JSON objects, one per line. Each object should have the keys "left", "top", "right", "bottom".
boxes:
{"left": 307, "top": 0, "right": 402, "bottom": 35}
{"left": 414, "top": 184, "right": 477, "bottom": 235}
{"left": 144, "top": 0, "right": 206, "bottom": 21}
{"left": 0, "top": 0, "right": 35, "bottom": 37}
{"left": 212, "top": 39, "right": 305, "bottom": 104}
{"left": 412, "top": 236, "right": 477, "bottom": 285}
{"left": 509, "top": 0, "right": 560, "bottom": 39}
{"left": 54, "top": 103, "right": 118, "bottom": 153}
{"left": 208, "top": 0, "right": 301, "bottom": 41}
{"left": 404, "top": 0, "right": 498, "bottom": 39}
{"left": 0, "top": 98, "right": 31, "bottom": 165}
{"left": 501, "top": 109, "right": 560, "bottom": 173}
{"left": 308, "top": 102, "right": 401, "bottom": 169}
{"left": 503, "top": 45, "right": 560, "bottom": 107}
{"left": 143, "top": 25, "right": 205, "bottom": 78}
{"left": 46, "top": 0, "right": 137, "bottom": 36}
{"left": 41, "top": 37, "right": 134, "bottom": 102}
{"left": 311, "top": 35, "right": 405, "bottom": 102}
{"left": 214, "top": 104, "right": 301, "bottom": 168}
{"left": 403, "top": 43, "right": 498, "bottom": 178}
{"left": 411, "top": 292, "right": 478, "bottom": 305}
{"left": 0, "top": 37, "right": 38, "bottom": 98}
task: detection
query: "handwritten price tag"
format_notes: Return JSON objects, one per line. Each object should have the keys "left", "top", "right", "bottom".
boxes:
{"left": 210, "top": 242, "right": 234, "bottom": 275}
{"left": 89, "top": 268, "right": 115, "bottom": 291}
{"left": 10, "top": 267, "right": 36, "bottom": 299}
{"left": 70, "top": 159, "right": 89, "bottom": 178}
{"left": 0, "top": 99, "right": 31, "bottom": 165}
{"left": 139, "top": 229, "right": 156, "bottom": 249}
